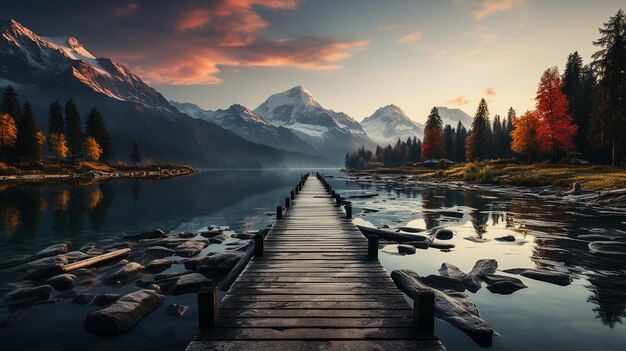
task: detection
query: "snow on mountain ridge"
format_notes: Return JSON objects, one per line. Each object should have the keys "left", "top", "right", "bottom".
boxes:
{"left": 361, "top": 104, "right": 424, "bottom": 145}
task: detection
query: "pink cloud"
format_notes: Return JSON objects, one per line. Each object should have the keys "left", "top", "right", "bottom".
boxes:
{"left": 445, "top": 96, "right": 470, "bottom": 106}
{"left": 456, "top": 0, "right": 525, "bottom": 20}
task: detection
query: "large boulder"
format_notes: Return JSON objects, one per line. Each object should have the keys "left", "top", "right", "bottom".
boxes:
{"left": 145, "top": 259, "right": 173, "bottom": 274}
{"left": 1, "top": 285, "right": 53, "bottom": 306}
{"left": 494, "top": 235, "right": 516, "bottom": 242}
{"left": 391, "top": 269, "right": 493, "bottom": 347}
{"left": 435, "top": 229, "right": 454, "bottom": 240}
{"left": 186, "top": 252, "right": 244, "bottom": 273}
{"left": 93, "top": 294, "right": 122, "bottom": 306}
{"left": 103, "top": 262, "right": 144, "bottom": 284}
{"left": 397, "top": 244, "right": 417, "bottom": 255}
{"left": 421, "top": 275, "right": 465, "bottom": 292}
{"left": 84, "top": 290, "right": 165, "bottom": 336}
{"left": 438, "top": 259, "right": 497, "bottom": 293}
{"left": 175, "top": 240, "right": 209, "bottom": 257}
{"left": 144, "top": 246, "right": 175, "bottom": 257}
{"left": 167, "top": 273, "right": 211, "bottom": 295}
{"left": 503, "top": 268, "right": 572, "bottom": 286}
{"left": 35, "top": 242, "right": 72, "bottom": 258}
{"left": 124, "top": 229, "right": 166, "bottom": 240}
{"left": 45, "top": 274, "right": 78, "bottom": 291}
{"left": 21, "top": 255, "right": 69, "bottom": 278}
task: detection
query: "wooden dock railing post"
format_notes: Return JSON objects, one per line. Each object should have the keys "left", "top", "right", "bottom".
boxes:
{"left": 335, "top": 194, "right": 342, "bottom": 206}
{"left": 254, "top": 232, "right": 264, "bottom": 257}
{"left": 344, "top": 201, "right": 352, "bottom": 219}
{"left": 368, "top": 234, "right": 378, "bottom": 258}
{"left": 295, "top": 186, "right": 299, "bottom": 195}
{"left": 276, "top": 206, "right": 283, "bottom": 219}
{"left": 285, "top": 197, "right": 290, "bottom": 208}
{"left": 290, "top": 190, "right": 295, "bottom": 200}
{"left": 413, "top": 289, "right": 435, "bottom": 335}
{"left": 198, "top": 286, "right": 218, "bottom": 330}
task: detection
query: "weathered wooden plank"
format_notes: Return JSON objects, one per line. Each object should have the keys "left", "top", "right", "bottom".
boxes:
{"left": 222, "top": 294, "right": 408, "bottom": 303}
{"left": 194, "top": 327, "right": 432, "bottom": 340}
{"left": 216, "top": 317, "right": 414, "bottom": 328}
{"left": 219, "top": 301, "right": 411, "bottom": 310}
{"left": 187, "top": 340, "right": 445, "bottom": 351}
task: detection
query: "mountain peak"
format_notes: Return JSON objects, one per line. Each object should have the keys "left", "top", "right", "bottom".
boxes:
{"left": 361, "top": 104, "right": 423, "bottom": 145}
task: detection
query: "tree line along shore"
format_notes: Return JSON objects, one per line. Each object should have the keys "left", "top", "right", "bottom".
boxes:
{"left": 345, "top": 10, "right": 626, "bottom": 175}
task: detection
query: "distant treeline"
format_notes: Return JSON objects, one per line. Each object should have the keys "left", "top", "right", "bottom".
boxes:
{"left": 346, "top": 9, "right": 626, "bottom": 169}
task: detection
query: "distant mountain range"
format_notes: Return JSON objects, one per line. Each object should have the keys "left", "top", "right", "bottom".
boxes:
{"left": 1, "top": 18, "right": 474, "bottom": 166}
{"left": 0, "top": 19, "right": 325, "bottom": 168}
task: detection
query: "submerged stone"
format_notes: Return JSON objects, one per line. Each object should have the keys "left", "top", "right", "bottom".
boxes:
{"left": 503, "top": 268, "right": 572, "bottom": 286}
{"left": 124, "top": 229, "right": 166, "bottom": 240}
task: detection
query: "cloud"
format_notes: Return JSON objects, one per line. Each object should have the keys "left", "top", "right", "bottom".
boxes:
{"left": 456, "top": 0, "right": 525, "bottom": 20}
{"left": 396, "top": 31, "right": 423, "bottom": 43}
{"left": 484, "top": 87, "right": 497, "bottom": 96}
{"left": 445, "top": 96, "right": 470, "bottom": 106}
{"left": 6, "top": 0, "right": 367, "bottom": 85}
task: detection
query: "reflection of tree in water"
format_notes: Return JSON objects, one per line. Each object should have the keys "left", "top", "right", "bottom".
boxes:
{"left": 420, "top": 187, "right": 444, "bottom": 229}
{"left": 130, "top": 179, "right": 141, "bottom": 203}
{"left": 1, "top": 203, "right": 20, "bottom": 234}
{"left": 0, "top": 186, "right": 45, "bottom": 238}
{"left": 87, "top": 182, "right": 114, "bottom": 230}
{"left": 586, "top": 272, "right": 626, "bottom": 328}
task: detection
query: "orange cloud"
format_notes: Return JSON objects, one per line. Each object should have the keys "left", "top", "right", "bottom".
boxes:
{"left": 445, "top": 96, "right": 470, "bottom": 106}
{"left": 397, "top": 31, "right": 423, "bottom": 43}
{"left": 456, "top": 0, "right": 525, "bottom": 20}
{"left": 484, "top": 87, "right": 497, "bottom": 96}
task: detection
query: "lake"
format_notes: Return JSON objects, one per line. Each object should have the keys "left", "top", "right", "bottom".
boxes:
{"left": 1, "top": 169, "right": 625, "bottom": 351}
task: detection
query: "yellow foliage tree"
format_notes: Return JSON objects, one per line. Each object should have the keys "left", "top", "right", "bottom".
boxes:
{"left": 49, "top": 133, "right": 69, "bottom": 166}
{"left": 511, "top": 110, "right": 542, "bottom": 162}
{"left": 0, "top": 113, "right": 18, "bottom": 156}
{"left": 83, "top": 136, "right": 103, "bottom": 161}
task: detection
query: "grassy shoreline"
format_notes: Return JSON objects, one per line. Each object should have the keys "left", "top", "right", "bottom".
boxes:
{"left": 350, "top": 161, "right": 626, "bottom": 191}
{"left": 0, "top": 161, "right": 197, "bottom": 184}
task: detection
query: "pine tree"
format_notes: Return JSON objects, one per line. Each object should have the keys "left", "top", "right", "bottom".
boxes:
{"left": 579, "top": 65, "right": 597, "bottom": 159}
{"left": 48, "top": 101, "right": 64, "bottom": 137}
{"left": 130, "top": 141, "right": 141, "bottom": 166}
{"left": 492, "top": 115, "right": 502, "bottom": 158}
{"left": 589, "top": 9, "right": 626, "bottom": 166}
{"left": 1, "top": 86, "right": 21, "bottom": 124}
{"left": 421, "top": 107, "right": 445, "bottom": 160}
{"left": 455, "top": 121, "right": 467, "bottom": 162}
{"left": 413, "top": 138, "right": 422, "bottom": 162}
{"left": 504, "top": 108, "right": 516, "bottom": 157}
{"left": 443, "top": 124, "right": 456, "bottom": 161}
{"left": 535, "top": 67, "right": 578, "bottom": 162}
{"left": 345, "top": 152, "right": 350, "bottom": 168}
{"left": 64, "top": 100, "right": 83, "bottom": 162}
{"left": 16, "top": 101, "right": 42, "bottom": 163}
{"left": 465, "top": 99, "right": 492, "bottom": 161}
{"left": 86, "top": 108, "right": 112, "bottom": 162}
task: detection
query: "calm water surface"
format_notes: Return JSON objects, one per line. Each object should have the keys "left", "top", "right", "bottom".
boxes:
{"left": 1, "top": 169, "right": 625, "bottom": 351}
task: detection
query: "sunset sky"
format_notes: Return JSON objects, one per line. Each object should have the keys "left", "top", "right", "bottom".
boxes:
{"left": 4, "top": 0, "right": 624, "bottom": 123}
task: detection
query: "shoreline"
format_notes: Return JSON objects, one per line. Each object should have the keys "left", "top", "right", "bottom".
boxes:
{"left": 0, "top": 164, "right": 198, "bottom": 185}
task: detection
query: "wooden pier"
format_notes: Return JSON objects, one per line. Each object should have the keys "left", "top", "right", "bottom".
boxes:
{"left": 186, "top": 173, "right": 445, "bottom": 351}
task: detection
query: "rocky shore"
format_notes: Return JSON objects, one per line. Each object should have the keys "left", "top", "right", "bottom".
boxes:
{"left": 0, "top": 225, "right": 258, "bottom": 335}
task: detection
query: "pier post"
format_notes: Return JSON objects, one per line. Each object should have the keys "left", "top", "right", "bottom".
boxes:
{"left": 290, "top": 191, "right": 295, "bottom": 200}
{"left": 413, "top": 290, "right": 435, "bottom": 335}
{"left": 331, "top": 190, "right": 336, "bottom": 197}
{"left": 295, "top": 186, "right": 299, "bottom": 195}
{"left": 345, "top": 202, "right": 352, "bottom": 219}
{"left": 254, "top": 232, "right": 264, "bottom": 257}
{"left": 335, "top": 195, "right": 342, "bottom": 206}
{"left": 198, "top": 286, "right": 219, "bottom": 330}
{"left": 368, "top": 234, "right": 378, "bottom": 258}
{"left": 276, "top": 206, "right": 283, "bottom": 220}
{"left": 285, "top": 197, "right": 290, "bottom": 208}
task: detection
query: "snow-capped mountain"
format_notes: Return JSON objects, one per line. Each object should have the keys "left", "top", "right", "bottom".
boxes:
{"left": 361, "top": 104, "right": 424, "bottom": 145}
{"left": 436, "top": 106, "right": 473, "bottom": 128}
{"left": 253, "top": 86, "right": 375, "bottom": 161}
{"left": 0, "top": 19, "right": 325, "bottom": 167}
{"left": 0, "top": 19, "right": 174, "bottom": 112}
{"left": 170, "top": 101, "right": 315, "bottom": 154}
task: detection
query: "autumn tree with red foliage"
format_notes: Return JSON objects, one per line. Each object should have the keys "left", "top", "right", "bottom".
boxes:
{"left": 421, "top": 107, "right": 445, "bottom": 160}
{"left": 535, "top": 67, "right": 578, "bottom": 162}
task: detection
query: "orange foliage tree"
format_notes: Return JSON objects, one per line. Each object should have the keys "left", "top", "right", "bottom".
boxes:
{"left": 0, "top": 113, "right": 18, "bottom": 157}
{"left": 49, "top": 133, "right": 69, "bottom": 166}
{"left": 83, "top": 136, "right": 103, "bottom": 161}
{"left": 535, "top": 67, "right": 578, "bottom": 162}
{"left": 421, "top": 107, "right": 445, "bottom": 160}
{"left": 510, "top": 110, "right": 542, "bottom": 162}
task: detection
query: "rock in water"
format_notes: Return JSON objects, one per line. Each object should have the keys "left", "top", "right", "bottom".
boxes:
{"left": 421, "top": 275, "right": 465, "bottom": 292}
{"left": 35, "top": 242, "right": 72, "bottom": 258}
{"left": 145, "top": 246, "right": 175, "bottom": 257}
{"left": 494, "top": 235, "right": 516, "bottom": 242}
{"left": 503, "top": 268, "right": 572, "bottom": 286}
{"left": 486, "top": 280, "right": 527, "bottom": 294}
{"left": 124, "top": 229, "right": 166, "bottom": 240}
{"left": 84, "top": 290, "right": 165, "bottom": 336}
{"left": 178, "top": 232, "right": 196, "bottom": 239}
{"left": 175, "top": 240, "right": 209, "bottom": 257}
{"left": 397, "top": 244, "right": 417, "bottom": 254}
{"left": 438, "top": 259, "right": 497, "bottom": 293}
{"left": 165, "top": 303, "right": 188, "bottom": 316}
{"left": 72, "top": 294, "right": 95, "bottom": 305}
{"left": 391, "top": 269, "right": 493, "bottom": 347}
{"left": 435, "top": 229, "right": 454, "bottom": 240}
{"left": 167, "top": 273, "right": 211, "bottom": 295}
{"left": 1, "top": 285, "right": 53, "bottom": 306}
{"left": 45, "top": 274, "right": 78, "bottom": 291}
{"left": 93, "top": 294, "right": 122, "bottom": 306}
{"left": 21, "top": 255, "right": 69, "bottom": 278}
{"left": 103, "top": 262, "right": 144, "bottom": 284}
{"left": 145, "top": 259, "right": 173, "bottom": 273}
{"left": 588, "top": 241, "right": 626, "bottom": 255}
